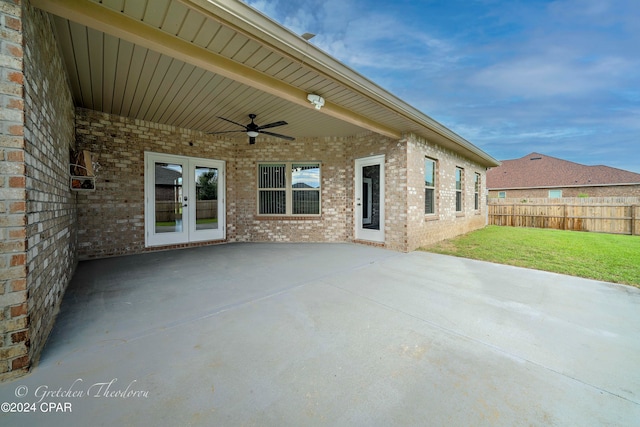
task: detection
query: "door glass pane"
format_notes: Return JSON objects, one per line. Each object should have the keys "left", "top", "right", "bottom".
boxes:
{"left": 362, "top": 164, "right": 380, "bottom": 230}
{"left": 155, "top": 162, "right": 183, "bottom": 233}
{"left": 362, "top": 178, "right": 372, "bottom": 224}
{"left": 195, "top": 166, "right": 218, "bottom": 230}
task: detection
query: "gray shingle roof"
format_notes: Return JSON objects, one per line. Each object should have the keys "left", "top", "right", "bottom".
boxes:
{"left": 155, "top": 164, "right": 182, "bottom": 186}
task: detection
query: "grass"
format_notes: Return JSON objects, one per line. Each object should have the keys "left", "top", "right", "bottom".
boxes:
{"left": 422, "top": 226, "right": 640, "bottom": 287}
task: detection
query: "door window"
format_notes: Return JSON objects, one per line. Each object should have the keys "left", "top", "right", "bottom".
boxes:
{"left": 154, "top": 162, "right": 183, "bottom": 234}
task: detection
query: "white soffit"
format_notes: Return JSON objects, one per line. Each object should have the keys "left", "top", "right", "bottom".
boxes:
{"left": 33, "top": 0, "right": 499, "bottom": 166}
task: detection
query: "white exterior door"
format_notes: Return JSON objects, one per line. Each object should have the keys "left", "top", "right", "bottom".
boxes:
{"left": 355, "top": 155, "right": 385, "bottom": 243}
{"left": 145, "top": 152, "right": 225, "bottom": 247}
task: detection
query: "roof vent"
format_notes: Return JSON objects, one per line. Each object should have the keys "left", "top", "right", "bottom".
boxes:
{"left": 530, "top": 156, "right": 542, "bottom": 160}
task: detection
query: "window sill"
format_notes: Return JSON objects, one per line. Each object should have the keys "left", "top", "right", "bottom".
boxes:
{"left": 425, "top": 215, "right": 440, "bottom": 221}
{"left": 455, "top": 212, "right": 465, "bottom": 218}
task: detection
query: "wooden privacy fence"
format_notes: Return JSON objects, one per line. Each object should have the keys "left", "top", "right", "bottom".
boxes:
{"left": 488, "top": 197, "right": 640, "bottom": 236}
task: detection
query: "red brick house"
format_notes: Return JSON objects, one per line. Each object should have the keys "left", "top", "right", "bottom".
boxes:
{"left": 487, "top": 153, "right": 640, "bottom": 199}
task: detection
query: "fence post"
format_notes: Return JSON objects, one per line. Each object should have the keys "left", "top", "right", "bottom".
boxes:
{"left": 632, "top": 205, "right": 638, "bottom": 236}
{"left": 563, "top": 204, "right": 568, "bottom": 230}
{"left": 512, "top": 204, "right": 516, "bottom": 227}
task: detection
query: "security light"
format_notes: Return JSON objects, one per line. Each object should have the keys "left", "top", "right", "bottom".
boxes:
{"left": 307, "top": 94, "right": 325, "bottom": 110}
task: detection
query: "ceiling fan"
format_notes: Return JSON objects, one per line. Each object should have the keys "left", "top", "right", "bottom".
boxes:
{"left": 209, "top": 114, "right": 295, "bottom": 144}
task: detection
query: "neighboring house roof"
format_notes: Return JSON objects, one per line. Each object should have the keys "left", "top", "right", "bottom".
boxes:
{"left": 33, "top": 0, "right": 499, "bottom": 168}
{"left": 487, "top": 152, "right": 640, "bottom": 189}
{"left": 155, "top": 164, "right": 182, "bottom": 186}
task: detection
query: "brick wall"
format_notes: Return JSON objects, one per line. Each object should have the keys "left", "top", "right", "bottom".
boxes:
{"left": 234, "top": 131, "right": 407, "bottom": 248}
{"left": 22, "top": 0, "right": 77, "bottom": 376}
{"left": 75, "top": 108, "right": 425, "bottom": 256}
{"left": 489, "top": 185, "right": 640, "bottom": 199}
{"left": 406, "top": 134, "right": 487, "bottom": 251}
{"left": 75, "top": 108, "right": 236, "bottom": 258}
{"left": 347, "top": 133, "right": 407, "bottom": 251}
{"left": 233, "top": 135, "right": 350, "bottom": 244}
{"left": 74, "top": 109, "right": 380, "bottom": 254}
{"left": 0, "top": 0, "right": 28, "bottom": 380}
{"left": 0, "top": 0, "right": 77, "bottom": 380}
{"left": 75, "top": 110, "right": 490, "bottom": 257}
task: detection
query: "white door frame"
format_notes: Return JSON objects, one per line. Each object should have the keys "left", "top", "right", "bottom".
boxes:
{"left": 355, "top": 155, "right": 385, "bottom": 243}
{"left": 145, "top": 152, "right": 225, "bottom": 247}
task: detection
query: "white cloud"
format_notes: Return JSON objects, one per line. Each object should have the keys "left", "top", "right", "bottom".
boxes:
{"left": 244, "top": 0, "right": 461, "bottom": 77}
{"left": 242, "top": 0, "right": 640, "bottom": 172}
{"left": 471, "top": 53, "right": 634, "bottom": 97}
{"left": 243, "top": 0, "right": 279, "bottom": 20}
{"left": 467, "top": 0, "right": 640, "bottom": 98}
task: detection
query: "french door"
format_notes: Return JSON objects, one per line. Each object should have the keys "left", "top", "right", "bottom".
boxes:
{"left": 355, "top": 155, "right": 385, "bottom": 243}
{"left": 145, "top": 152, "right": 225, "bottom": 247}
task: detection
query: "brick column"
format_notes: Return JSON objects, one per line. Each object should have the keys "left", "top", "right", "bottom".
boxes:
{"left": 0, "top": 0, "right": 29, "bottom": 379}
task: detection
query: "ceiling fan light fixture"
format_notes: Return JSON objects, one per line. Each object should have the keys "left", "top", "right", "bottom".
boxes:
{"left": 210, "top": 114, "right": 295, "bottom": 144}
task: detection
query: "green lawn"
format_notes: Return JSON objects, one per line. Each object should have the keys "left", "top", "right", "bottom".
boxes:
{"left": 422, "top": 226, "right": 640, "bottom": 287}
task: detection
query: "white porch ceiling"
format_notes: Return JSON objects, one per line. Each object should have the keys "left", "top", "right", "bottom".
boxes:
{"left": 46, "top": 0, "right": 391, "bottom": 139}
{"left": 35, "top": 0, "right": 499, "bottom": 166}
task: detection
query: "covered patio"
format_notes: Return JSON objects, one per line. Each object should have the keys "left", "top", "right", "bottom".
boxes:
{"left": 0, "top": 0, "right": 502, "bottom": 380}
{"left": 1, "top": 243, "right": 638, "bottom": 426}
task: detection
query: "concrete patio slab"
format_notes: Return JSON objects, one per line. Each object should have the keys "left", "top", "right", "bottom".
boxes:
{"left": 1, "top": 243, "right": 639, "bottom": 426}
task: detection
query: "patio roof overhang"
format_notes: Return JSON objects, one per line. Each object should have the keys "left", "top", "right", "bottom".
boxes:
{"left": 32, "top": 0, "right": 500, "bottom": 168}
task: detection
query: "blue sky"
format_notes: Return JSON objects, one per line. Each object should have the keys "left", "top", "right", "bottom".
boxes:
{"left": 244, "top": 0, "right": 640, "bottom": 173}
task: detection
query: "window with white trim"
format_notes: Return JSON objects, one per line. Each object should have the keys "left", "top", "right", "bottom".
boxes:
{"left": 498, "top": 191, "right": 506, "bottom": 198}
{"left": 455, "top": 167, "right": 464, "bottom": 212}
{"left": 425, "top": 158, "right": 437, "bottom": 215}
{"left": 258, "top": 162, "right": 321, "bottom": 215}
{"left": 549, "top": 189, "right": 562, "bottom": 198}
{"left": 474, "top": 173, "right": 481, "bottom": 210}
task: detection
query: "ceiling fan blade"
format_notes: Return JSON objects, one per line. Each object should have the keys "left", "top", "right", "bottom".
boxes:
{"left": 216, "top": 116, "right": 247, "bottom": 129}
{"left": 257, "top": 120, "right": 288, "bottom": 130}
{"left": 259, "top": 130, "right": 295, "bottom": 141}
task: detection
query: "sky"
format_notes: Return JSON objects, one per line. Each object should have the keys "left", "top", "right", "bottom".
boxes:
{"left": 243, "top": 0, "right": 640, "bottom": 173}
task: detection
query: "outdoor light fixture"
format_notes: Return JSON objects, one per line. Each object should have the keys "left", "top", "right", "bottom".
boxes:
{"left": 307, "top": 94, "right": 325, "bottom": 110}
